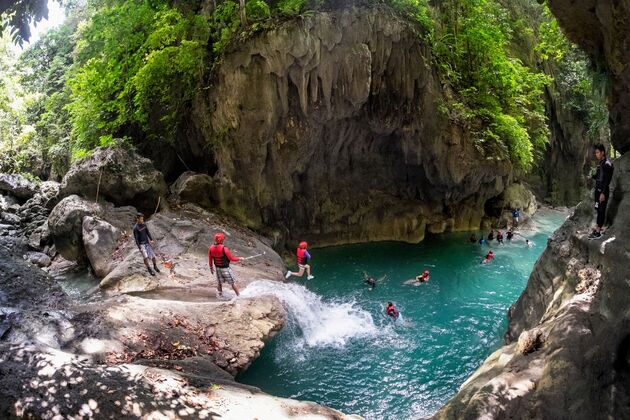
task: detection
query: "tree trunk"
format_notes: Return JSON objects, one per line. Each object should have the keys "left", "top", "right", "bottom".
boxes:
{"left": 239, "top": 0, "right": 247, "bottom": 26}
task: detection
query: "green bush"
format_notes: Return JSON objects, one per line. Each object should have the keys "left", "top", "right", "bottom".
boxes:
{"left": 492, "top": 113, "right": 533, "bottom": 171}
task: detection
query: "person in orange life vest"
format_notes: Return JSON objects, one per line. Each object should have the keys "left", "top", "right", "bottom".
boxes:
{"left": 285, "top": 241, "right": 314, "bottom": 280}
{"left": 209, "top": 233, "right": 242, "bottom": 297}
{"left": 481, "top": 250, "right": 494, "bottom": 264}
{"left": 415, "top": 269, "right": 430, "bottom": 283}
{"left": 385, "top": 302, "right": 399, "bottom": 319}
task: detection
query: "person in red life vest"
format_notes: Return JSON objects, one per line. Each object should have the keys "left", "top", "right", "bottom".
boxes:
{"left": 385, "top": 302, "right": 399, "bottom": 319}
{"left": 415, "top": 269, "right": 430, "bottom": 284}
{"left": 481, "top": 250, "right": 494, "bottom": 264}
{"left": 285, "top": 241, "right": 314, "bottom": 280}
{"left": 209, "top": 232, "right": 242, "bottom": 298}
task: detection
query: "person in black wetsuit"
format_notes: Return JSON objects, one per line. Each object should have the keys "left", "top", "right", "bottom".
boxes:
{"left": 469, "top": 234, "right": 478, "bottom": 243}
{"left": 589, "top": 144, "right": 614, "bottom": 240}
{"left": 506, "top": 229, "right": 514, "bottom": 242}
{"left": 487, "top": 230, "right": 495, "bottom": 241}
{"left": 133, "top": 212, "right": 160, "bottom": 276}
{"left": 364, "top": 272, "right": 377, "bottom": 290}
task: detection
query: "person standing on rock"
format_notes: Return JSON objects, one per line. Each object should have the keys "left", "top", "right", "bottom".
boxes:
{"left": 285, "top": 241, "right": 314, "bottom": 280}
{"left": 512, "top": 208, "right": 520, "bottom": 228}
{"left": 589, "top": 144, "right": 614, "bottom": 240}
{"left": 133, "top": 212, "right": 161, "bottom": 276}
{"left": 209, "top": 232, "right": 242, "bottom": 298}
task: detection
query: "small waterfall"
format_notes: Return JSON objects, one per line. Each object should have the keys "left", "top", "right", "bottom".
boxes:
{"left": 242, "top": 280, "right": 378, "bottom": 348}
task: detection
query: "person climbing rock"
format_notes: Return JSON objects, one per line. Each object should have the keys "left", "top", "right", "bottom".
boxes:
{"left": 416, "top": 270, "right": 430, "bottom": 284}
{"left": 481, "top": 250, "right": 494, "bottom": 264}
{"left": 496, "top": 230, "right": 504, "bottom": 244}
{"left": 209, "top": 232, "right": 242, "bottom": 297}
{"left": 286, "top": 241, "right": 314, "bottom": 280}
{"left": 469, "top": 234, "right": 478, "bottom": 243}
{"left": 506, "top": 229, "right": 514, "bottom": 242}
{"left": 385, "top": 302, "right": 399, "bottom": 319}
{"left": 487, "top": 230, "right": 495, "bottom": 241}
{"left": 589, "top": 144, "right": 614, "bottom": 240}
{"left": 133, "top": 212, "right": 160, "bottom": 276}
{"left": 512, "top": 208, "right": 520, "bottom": 228}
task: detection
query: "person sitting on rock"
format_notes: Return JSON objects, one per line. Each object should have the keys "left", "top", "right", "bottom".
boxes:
{"left": 209, "top": 232, "right": 242, "bottom": 298}
{"left": 286, "top": 241, "right": 314, "bottom": 280}
{"left": 481, "top": 250, "right": 494, "bottom": 264}
{"left": 589, "top": 144, "right": 614, "bottom": 240}
{"left": 385, "top": 302, "right": 399, "bottom": 319}
{"left": 133, "top": 212, "right": 160, "bottom": 276}
{"left": 506, "top": 229, "right": 514, "bottom": 241}
{"left": 487, "top": 230, "right": 495, "bottom": 241}
{"left": 416, "top": 269, "right": 430, "bottom": 284}
{"left": 496, "top": 230, "right": 504, "bottom": 244}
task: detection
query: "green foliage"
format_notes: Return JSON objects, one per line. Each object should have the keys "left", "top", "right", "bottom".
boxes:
{"left": 431, "top": 0, "right": 550, "bottom": 171}
{"left": 387, "top": 0, "right": 432, "bottom": 32}
{"left": 246, "top": 0, "right": 271, "bottom": 20}
{"left": 277, "top": 0, "right": 308, "bottom": 16}
{"left": 212, "top": 1, "right": 241, "bottom": 55}
{"left": 68, "top": 0, "right": 210, "bottom": 150}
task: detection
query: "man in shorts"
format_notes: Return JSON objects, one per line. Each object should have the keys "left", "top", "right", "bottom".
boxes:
{"left": 133, "top": 212, "right": 160, "bottom": 276}
{"left": 208, "top": 232, "right": 242, "bottom": 297}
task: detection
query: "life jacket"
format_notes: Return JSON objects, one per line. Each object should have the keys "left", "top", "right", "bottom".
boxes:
{"left": 386, "top": 305, "right": 398, "bottom": 317}
{"left": 297, "top": 248, "right": 309, "bottom": 265}
{"left": 209, "top": 244, "right": 230, "bottom": 268}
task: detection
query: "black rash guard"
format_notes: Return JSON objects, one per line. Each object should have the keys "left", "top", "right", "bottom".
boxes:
{"left": 133, "top": 223, "right": 153, "bottom": 246}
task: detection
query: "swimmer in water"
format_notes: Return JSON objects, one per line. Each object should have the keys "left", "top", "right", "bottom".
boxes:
{"left": 526, "top": 239, "right": 534, "bottom": 247}
{"left": 496, "top": 230, "right": 504, "bottom": 244}
{"left": 363, "top": 272, "right": 376, "bottom": 290}
{"left": 385, "top": 302, "right": 399, "bottom": 319}
{"left": 415, "top": 269, "right": 430, "bottom": 284}
{"left": 481, "top": 250, "right": 494, "bottom": 264}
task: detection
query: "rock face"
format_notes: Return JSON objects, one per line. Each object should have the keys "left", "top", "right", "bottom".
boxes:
{"left": 170, "top": 171, "right": 215, "bottom": 209}
{"left": 59, "top": 145, "right": 168, "bottom": 212}
{"left": 193, "top": 6, "right": 512, "bottom": 246}
{"left": 548, "top": 0, "right": 630, "bottom": 155}
{"left": 434, "top": 146, "right": 630, "bottom": 420}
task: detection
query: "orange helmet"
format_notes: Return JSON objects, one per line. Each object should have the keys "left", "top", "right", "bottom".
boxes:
{"left": 299, "top": 241, "right": 308, "bottom": 249}
{"left": 215, "top": 233, "right": 225, "bottom": 244}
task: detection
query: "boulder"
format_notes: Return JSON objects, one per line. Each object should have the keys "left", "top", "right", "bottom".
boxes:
{"left": 170, "top": 171, "right": 215, "bottom": 209}
{"left": 59, "top": 145, "right": 168, "bottom": 212}
{"left": 0, "top": 194, "right": 19, "bottom": 211}
{"left": 0, "top": 174, "right": 37, "bottom": 200}
{"left": 28, "top": 221, "right": 51, "bottom": 251}
{"left": 24, "top": 251, "right": 52, "bottom": 268}
{"left": 48, "top": 195, "right": 102, "bottom": 262}
{"left": 516, "top": 328, "right": 545, "bottom": 355}
{"left": 82, "top": 216, "right": 120, "bottom": 278}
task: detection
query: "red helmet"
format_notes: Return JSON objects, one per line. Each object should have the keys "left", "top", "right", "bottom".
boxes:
{"left": 215, "top": 233, "right": 225, "bottom": 244}
{"left": 299, "top": 241, "right": 308, "bottom": 249}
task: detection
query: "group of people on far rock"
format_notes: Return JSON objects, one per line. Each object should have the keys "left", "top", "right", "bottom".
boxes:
{"left": 131, "top": 144, "right": 615, "bottom": 312}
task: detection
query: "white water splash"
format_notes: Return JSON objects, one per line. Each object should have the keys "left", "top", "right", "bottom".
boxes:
{"left": 242, "top": 280, "right": 378, "bottom": 348}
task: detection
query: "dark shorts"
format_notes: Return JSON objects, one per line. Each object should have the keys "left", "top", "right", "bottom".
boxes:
{"left": 216, "top": 267, "right": 236, "bottom": 286}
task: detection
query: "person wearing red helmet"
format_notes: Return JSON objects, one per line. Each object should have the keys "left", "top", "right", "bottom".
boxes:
{"left": 481, "top": 250, "right": 494, "bottom": 264}
{"left": 209, "top": 232, "right": 242, "bottom": 297}
{"left": 285, "top": 241, "right": 314, "bottom": 280}
{"left": 415, "top": 269, "right": 430, "bottom": 284}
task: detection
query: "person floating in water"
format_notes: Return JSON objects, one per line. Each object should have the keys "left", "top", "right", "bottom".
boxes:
{"left": 363, "top": 272, "right": 386, "bottom": 290}
{"left": 525, "top": 239, "right": 534, "bottom": 247}
{"left": 487, "top": 230, "right": 495, "bottom": 241}
{"left": 496, "top": 230, "right": 504, "bottom": 244}
{"left": 512, "top": 208, "right": 520, "bottom": 228}
{"left": 385, "top": 302, "right": 399, "bottom": 319}
{"left": 478, "top": 237, "right": 488, "bottom": 246}
{"left": 506, "top": 229, "right": 514, "bottom": 242}
{"left": 416, "top": 269, "right": 430, "bottom": 284}
{"left": 481, "top": 250, "right": 494, "bottom": 264}
{"left": 286, "top": 241, "right": 314, "bottom": 280}
{"left": 469, "top": 234, "right": 478, "bottom": 243}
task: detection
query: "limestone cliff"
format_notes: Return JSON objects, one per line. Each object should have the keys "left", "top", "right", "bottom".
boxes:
{"left": 193, "top": 6, "right": 512, "bottom": 247}
{"left": 435, "top": 1, "right": 630, "bottom": 418}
